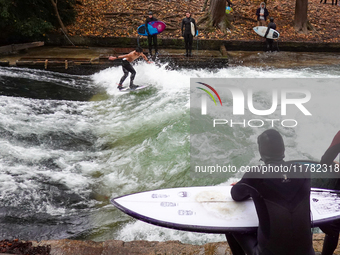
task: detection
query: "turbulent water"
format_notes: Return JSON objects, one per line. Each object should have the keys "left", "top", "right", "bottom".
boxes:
{"left": 1, "top": 51, "right": 340, "bottom": 244}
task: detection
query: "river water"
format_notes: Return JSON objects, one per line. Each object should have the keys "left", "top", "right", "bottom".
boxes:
{"left": 1, "top": 51, "right": 340, "bottom": 244}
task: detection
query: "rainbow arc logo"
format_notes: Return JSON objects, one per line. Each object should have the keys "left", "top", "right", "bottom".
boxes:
{"left": 196, "top": 82, "right": 223, "bottom": 107}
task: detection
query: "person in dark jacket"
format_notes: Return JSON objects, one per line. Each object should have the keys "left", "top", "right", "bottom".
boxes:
{"left": 264, "top": 17, "right": 277, "bottom": 51}
{"left": 226, "top": 129, "right": 315, "bottom": 255}
{"left": 317, "top": 131, "right": 340, "bottom": 255}
{"left": 181, "top": 11, "right": 197, "bottom": 57}
{"left": 145, "top": 11, "right": 158, "bottom": 57}
{"left": 256, "top": 2, "right": 269, "bottom": 26}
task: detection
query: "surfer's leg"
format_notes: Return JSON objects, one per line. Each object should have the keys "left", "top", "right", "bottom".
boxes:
{"left": 184, "top": 34, "right": 190, "bottom": 56}
{"left": 225, "top": 234, "right": 246, "bottom": 255}
{"left": 123, "top": 63, "right": 136, "bottom": 87}
{"left": 188, "top": 35, "right": 193, "bottom": 56}
{"left": 320, "top": 222, "right": 340, "bottom": 255}
{"left": 153, "top": 35, "right": 158, "bottom": 54}
{"left": 321, "top": 234, "right": 339, "bottom": 255}
{"left": 232, "top": 232, "right": 258, "bottom": 255}
{"left": 148, "top": 35, "right": 153, "bottom": 55}
{"left": 119, "top": 66, "right": 129, "bottom": 86}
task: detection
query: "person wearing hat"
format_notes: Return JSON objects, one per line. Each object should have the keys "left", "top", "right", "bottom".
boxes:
{"left": 256, "top": 2, "right": 269, "bottom": 26}
{"left": 145, "top": 11, "right": 158, "bottom": 57}
{"left": 226, "top": 129, "right": 315, "bottom": 255}
{"left": 264, "top": 17, "right": 277, "bottom": 51}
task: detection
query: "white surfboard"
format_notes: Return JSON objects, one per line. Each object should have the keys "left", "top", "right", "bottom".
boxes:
{"left": 119, "top": 84, "right": 149, "bottom": 93}
{"left": 191, "top": 22, "right": 196, "bottom": 37}
{"left": 112, "top": 186, "right": 340, "bottom": 233}
{"left": 253, "top": 26, "right": 279, "bottom": 39}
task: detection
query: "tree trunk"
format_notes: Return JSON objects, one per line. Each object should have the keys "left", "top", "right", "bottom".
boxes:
{"left": 198, "top": 0, "right": 232, "bottom": 34}
{"left": 210, "top": 0, "right": 227, "bottom": 27}
{"left": 50, "top": 0, "right": 68, "bottom": 33}
{"left": 294, "top": 0, "right": 308, "bottom": 33}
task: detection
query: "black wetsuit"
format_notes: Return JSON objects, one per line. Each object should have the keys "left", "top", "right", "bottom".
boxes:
{"left": 264, "top": 21, "right": 276, "bottom": 51}
{"left": 230, "top": 165, "right": 314, "bottom": 255}
{"left": 181, "top": 17, "right": 196, "bottom": 56}
{"left": 226, "top": 129, "right": 315, "bottom": 255}
{"left": 119, "top": 59, "right": 136, "bottom": 87}
{"left": 316, "top": 131, "right": 340, "bottom": 255}
{"left": 145, "top": 16, "right": 158, "bottom": 55}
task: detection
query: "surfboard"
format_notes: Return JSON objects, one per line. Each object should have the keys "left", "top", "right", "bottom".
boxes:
{"left": 111, "top": 160, "right": 340, "bottom": 233}
{"left": 190, "top": 22, "right": 196, "bottom": 37}
{"left": 112, "top": 186, "right": 340, "bottom": 233}
{"left": 253, "top": 26, "right": 280, "bottom": 39}
{"left": 119, "top": 84, "right": 149, "bottom": 93}
{"left": 137, "top": 21, "right": 166, "bottom": 36}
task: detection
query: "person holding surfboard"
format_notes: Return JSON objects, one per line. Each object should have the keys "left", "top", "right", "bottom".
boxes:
{"left": 181, "top": 11, "right": 197, "bottom": 57}
{"left": 108, "top": 47, "right": 151, "bottom": 90}
{"left": 227, "top": 129, "right": 315, "bottom": 255}
{"left": 145, "top": 11, "right": 158, "bottom": 57}
{"left": 264, "top": 17, "right": 277, "bottom": 51}
{"left": 315, "top": 130, "right": 340, "bottom": 255}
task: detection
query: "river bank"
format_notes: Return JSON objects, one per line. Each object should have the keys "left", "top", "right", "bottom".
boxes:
{"left": 0, "top": 234, "right": 332, "bottom": 255}
{"left": 1, "top": 36, "right": 340, "bottom": 75}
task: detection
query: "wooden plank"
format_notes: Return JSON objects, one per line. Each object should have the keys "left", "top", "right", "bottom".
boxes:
{"left": 0, "top": 41, "right": 44, "bottom": 54}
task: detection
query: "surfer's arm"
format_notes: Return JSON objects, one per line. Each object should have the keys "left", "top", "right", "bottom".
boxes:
{"left": 321, "top": 133, "right": 340, "bottom": 165}
{"left": 181, "top": 20, "right": 184, "bottom": 36}
{"left": 141, "top": 53, "right": 152, "bottom": 64}
{"left": 231, "top": 181, "right": 251, "bottom": 201}
{"left": 264, "top": 27, "right": 270, "bottom": 38}
{"left": 193, "top": 19, "right": 197, "bottom": 36}
{"left": 108, "top": 54, "right": 129, "bottom": 61}
{"left": 145, "top": 18, "right": 150, "bottom": 35}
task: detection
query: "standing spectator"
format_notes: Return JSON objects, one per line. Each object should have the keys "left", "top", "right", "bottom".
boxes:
{"left": 145, "top": 11, "right": 158, "bottom": 57}
{"left": 181, "top": 11, "right": 197, "bottom": 57}
{"left": 264, "top": 17, "right": 277, "bottom": 51}
{"left": 256, "top": 2, "right": 269, "bottom": 26}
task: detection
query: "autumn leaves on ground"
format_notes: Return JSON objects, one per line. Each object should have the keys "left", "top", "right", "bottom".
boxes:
{"left": 67, "top": 0, "right": 340, "bottom": 43}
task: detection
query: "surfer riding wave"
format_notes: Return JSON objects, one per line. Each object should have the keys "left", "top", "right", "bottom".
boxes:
{"left": 108, "top": 47, "right": 151, "bottom": 90}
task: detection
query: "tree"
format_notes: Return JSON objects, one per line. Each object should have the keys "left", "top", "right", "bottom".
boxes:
{"left": 50, "top": 0, "right": 68, "bottom": 33}
{"left": 0, "top": 0, "right": 76, "bottom": 43}
{"left": 198, "top": 0, "right": 232, "bottom": 34}
{"left": 294, "top": 0, "right": 309, "bottom": 33}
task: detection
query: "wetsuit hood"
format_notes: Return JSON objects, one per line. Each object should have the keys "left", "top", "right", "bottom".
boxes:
{"left": 257, "top": 129, "right": 285, "bottom": 164}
